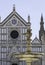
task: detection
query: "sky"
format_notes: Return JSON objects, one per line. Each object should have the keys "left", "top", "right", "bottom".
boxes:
{"left": 0, "top": 0, "right": 45, "bottom": 40}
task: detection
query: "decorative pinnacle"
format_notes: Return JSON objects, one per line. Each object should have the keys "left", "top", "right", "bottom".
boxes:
{"left": 28, "top": 15, "right": 30, "bottom": 23}
{"left": 41, "top": 13, "right": 43, "bottom": 21}
{"left": 13, "top": 4, "right": 15, "bottom": 11}
{"left": 40, "top": 13, "right": 44, "bottom": 25}
{"left": 0, "top": 16, "right": 1, "bottom": 22}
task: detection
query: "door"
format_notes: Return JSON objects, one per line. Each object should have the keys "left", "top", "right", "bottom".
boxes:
{"left": 12, "top": 63, "right": 17, "bottom": 65}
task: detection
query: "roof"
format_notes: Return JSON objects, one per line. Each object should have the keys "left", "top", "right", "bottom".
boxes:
{"left": 0, "top": 7, "right": 30, "bottom": 26}
{"left": 32, "top": 37, "right": 41, "bottom": 44}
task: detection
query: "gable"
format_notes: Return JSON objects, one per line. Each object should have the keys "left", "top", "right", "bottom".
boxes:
{"left": 3, "top": 15, "right": 25, "bottom": 27}
{"left": 0, "top": 11, "right": 28, "bottom": 27}
{"left": 32, "top": 37, "right": 41, "bottom": 44}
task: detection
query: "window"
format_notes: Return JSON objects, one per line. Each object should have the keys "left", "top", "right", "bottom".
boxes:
{"left": 19, "top": 61, "right": 26, "bottom": 65}
{"left": 4, "top": 35, "right": 6, "bottom": 40}
{"left": 22, "top": 35, "right": 25, "bottom": 40}
{"left": 0, "top": 35, "right": 1, "bottom": 40}
{"left": 22, "top": 61, "right": 26, "bottom": 65}
{"left": 17, "top": 46, "right": 21, "bottom": 51}
{"left": 0, "top": 47, "right": 1, "bottom": 52}
{"left": 22, "top": 28, "right": 27, "bottom": 40}
{"left": 0, "top": 53, "right": 1, "bottom": 59}
{"left": 22, "top": 29, "right": 25, "bottom": 33}
{"left": 22, "top": 48, "right": 25, "bottom": 52}
{"left": 2, "top": 35, "right": 6, "bottom": 40}
{"left": 2, "top": 47, "right": 7, "bottom": 52}
{"left": 2, "top": 41, "right": 6, "bottom": 44}
{"left": 40, "top": 48, "right": 42, "bottom": 52}
{"left": 0, "top": 61, "right": 1, "bottom": 65}
{"left": 2, "top": 28, "right": 6, "bottom": 33}
{"left": 0, "top": 41, "right": 1, "bottom": 43}
{"left": 0, "top": 29, "right": 1, "bottom": 33}
{"left": 2, "top": 53, "right": 6, "bottom": 58}
{"left": 21, "top": 28, "right": 27, "bottom": 33}
{"left": 2, "top": 62, "right": 6, "bottom": 65}
{"left": 21, "top": 28, "right": 22, "bottom": 33}
{"left": 7, "top": 62, "right": 10, "bottom": 65}
{"left": 31, "top": 47, "right": 42, "bottom": 52}
{"left": 7, "top": 35, "right": 8, "bottom": 40}
{"left": 22, "top": 47, "right": 26, "bottom": 52}
{"left": 8, "top": 47, "right": 11, "bottom": 52}
{"left": 25, "top": 36, "right": 27, "bottom": 40}
{"left": 25, "top": 29, "right": 27, "bottom": 33}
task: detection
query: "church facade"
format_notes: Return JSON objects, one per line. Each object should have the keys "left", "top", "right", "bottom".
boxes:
{"left": 0, "top": 5, "right": 44, "bottom": 65}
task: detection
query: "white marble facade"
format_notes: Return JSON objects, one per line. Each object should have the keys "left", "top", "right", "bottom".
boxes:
{"left": 0, "top": 5, "right": 42, "bottom": 65}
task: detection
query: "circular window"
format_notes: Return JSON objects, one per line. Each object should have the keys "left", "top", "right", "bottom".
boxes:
{"left": 10, "top": 30, "right": 19, "bottom": 39}
{"left": 12, "top": 19, "right": 17, "bottom": 25}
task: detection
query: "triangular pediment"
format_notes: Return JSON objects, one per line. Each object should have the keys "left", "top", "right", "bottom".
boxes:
{"left": 32, "top": 37, "right": 41, "bottom": 44}
{"left": 0, "top": 11, "right": 28, "bottom": 27}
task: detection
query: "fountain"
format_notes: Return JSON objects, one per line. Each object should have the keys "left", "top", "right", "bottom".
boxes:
{"left": 9, "top": 24, "right": 44, "bottom": 65}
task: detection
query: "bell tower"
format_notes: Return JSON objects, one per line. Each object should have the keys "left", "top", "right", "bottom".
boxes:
{"left": 39, "top": 14, "right": 44, "bottom": 41}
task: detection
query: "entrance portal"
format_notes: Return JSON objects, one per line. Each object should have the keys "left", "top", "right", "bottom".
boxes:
{"left": 12, "top": 63, "right": 17, "bottom": 65}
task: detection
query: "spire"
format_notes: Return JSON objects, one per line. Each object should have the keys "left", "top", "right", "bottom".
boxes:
{"left": 40, "top": 14, "right": 44, "bottom": 31}
{"left": 13, "top": 4, "right": 15, "bottom": 11}
{"left": 28, "top": 15, "right": 30, "bottom": 23}
{"left": 39, "top": 13, "right": 44, "bottom": 41}
{"left": 41, "top": 13, "right": 43, "bottom": 21}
